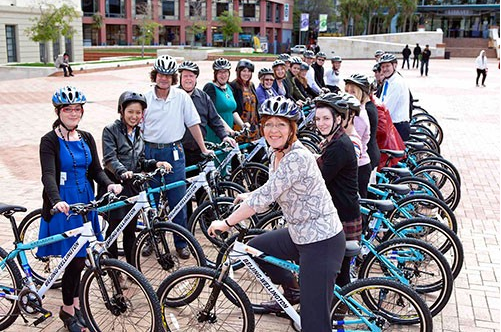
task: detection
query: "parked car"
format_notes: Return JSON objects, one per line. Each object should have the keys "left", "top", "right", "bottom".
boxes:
{"left": 291, "top": 45, "right": 307, "bottom": 54}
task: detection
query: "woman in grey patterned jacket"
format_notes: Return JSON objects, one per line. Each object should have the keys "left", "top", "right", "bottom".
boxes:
{"left": 208, "top": 96, "right": 346, "bottom": 332}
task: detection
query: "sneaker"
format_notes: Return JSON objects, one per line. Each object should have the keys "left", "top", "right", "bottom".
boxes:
{"left": 176, "top": 247, "right": 191, "bottom": 260}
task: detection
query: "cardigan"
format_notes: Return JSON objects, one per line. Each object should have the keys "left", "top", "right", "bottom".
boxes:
{"left": 40, "top": 129, "right": 113, "bottom": 221}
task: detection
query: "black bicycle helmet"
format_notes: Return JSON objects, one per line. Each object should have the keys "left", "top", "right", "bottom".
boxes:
{"left": 341, "top": 93, "right": 361, "bottom": 116}
{"left": 272, "top": 59, "right": 286, "bottom": 68}
{"left": 316, "top": 51, "right": 327, "bottom": 59}
{"left": 331, "top": 56, "right": 342, "bottom": 62}
{"left": 374, "top": 49, "right": 385, "bottom": 57}
{"left": 344, "top": 73, "right": 371, "bottom": 94}
{"left": 258, "top": 68, "right": 274, "bottom": 79}
{"left": 290, "top": 56, "right": 303, "bottom": 65}
{"left": 52, "top": 86, "right": 87, "bottom": 107}
{"left": 117, "top": 91, "right": 147, "bottom": 113}
{"left": 153, "top": 55, "right": 178, "bottom": 75}
{"left": 236, "top": 59, "right": 255, "bottom": 72}
{"left": 303, "top": 50, "right": 315, "bottom": 58}
{"left": 300, "top": 62, "right": 310, "bottom": 71}
{"left": 378, "top": 53, "right": 397, "bottom": 64}
{"left": 259, "top": 96, "right": 301, "bottom": 121}
{"left": 212, "top": 58, "right": 231, "bottom": 71}
{"left": 178, "top": 60, "right": 200, "bottom": 77}
{"left": 314, "top": 93, "right": 349, "bottom": 119}
{"left": 277, "top": 53, "right": 291, "bottom": 62}
{"left": 372, "top": 63, "right": 381, "bottom": 72}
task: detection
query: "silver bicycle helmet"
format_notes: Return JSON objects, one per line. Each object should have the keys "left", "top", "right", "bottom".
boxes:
{"left": 344, "top": 73, "right": 371, "bottom": 94}
{"left": 272, "top": 59, "right": 286, "bottom": 68}
{"left": 331, "top": 56, "right": 342, "bottom": 62}
{"left": 300, "top": 62, "right": 310, "bottom": 71}
{"left": 259, "top": 96, "right": 301, "bottom": 121}
{"left": 117, "top": 91, "right": 147, "bottom": 113}
{"left": 341, "top": 93, "right": 361, "bottom": 116}
{"left": 378, "top": 53, "right": 397, "bottom": 64}
{"left": 314, "top": 93, "right": 349, "bottom": 119}
{"left": 52, "top": 86, "right": 87, "bottom": 107}
{"left": 316, "top": 51, "right": 327, "bottom": 59}
{"left": 213, "top": 58, "right": 231, "bottom": 71}
{"left": 290, "top": 56, "right": 303, "bottom": 65}
{"left": 303, "top": 50, "right": 315, "bottom": 58}
{"left": 277, "top": 53, "right": 291, "bottom": 62}
{"left": 258, "top": 68, "right": 274, "bottom": 79}
{"left": 154, "top": 55, "right": 178, "bottom": 75}
{"left": 178, "top": 60, "right": 200, "bottom": 77}
{"left": 374, "top": 49, "right": 385, "bottom": 57}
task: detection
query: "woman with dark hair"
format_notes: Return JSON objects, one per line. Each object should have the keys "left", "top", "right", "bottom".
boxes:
{"left": 294, "top": 62, "right": 319, "bottom": 99}
{"left": 38, "top": 86, "right": 122, "bottom": 331}
{"left": 208, "top": 96, "right": 345, "bottom": 332}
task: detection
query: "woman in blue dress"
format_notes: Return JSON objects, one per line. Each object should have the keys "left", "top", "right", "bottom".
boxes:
{"left": 38, "top": 86, "right": 122, "bottom": 332}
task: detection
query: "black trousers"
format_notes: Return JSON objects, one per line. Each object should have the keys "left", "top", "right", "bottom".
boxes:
{"left": 476, "top": 69, "right": 487, "bottom": 85}
{"left": 61, "top": 257, "right": 86, "bottom": 305}
{"left": 357, "top": 163, "right": 372, "bottom": 199}
{"left": 394, "top": 121, "right": 410, "bottom": 141}
{"left": 249, "top": 228, "right": 345, "bottom": 332}
{"left": 402, "top": 57, "right": 410, "bottom": 69}
{"left": 60, "top": 64, "right": 73, "bottom": 76}
{"left": 412, "top": 56, "right": 419, "bottom": 68}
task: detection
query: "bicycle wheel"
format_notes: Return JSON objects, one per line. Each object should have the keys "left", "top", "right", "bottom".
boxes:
{"left": 332, "top": 277, "right": 433, "bottom": 331}
{"left": 413, "top": 165, "right": 461, "bottom": 210}
{"left": 413, "top": 119, "right": 443, "bottom": 146}
{"left": 298, "top": 129, "right": 322, "bottom": 144}
{"left": 406, "top": 148, "right": 442, "bottom": 163}
{"left": 299, "top": 138, "right": 321, "bottom": 154}
{"left": 391, "top": 176, "right": 444, "bottom": 201}
{"left": 79, "top": 258, "right": 163, "bottom": 332}
{"left": 197, "top": 180, "right": 247, "bottom": 203}
{"left": 131, "top": 221, "right": 206, "bottom": 289}
{"left": 416, "top": 157, "right": 461, "bottom": 187}
{"left": 358, "top": 238, "right": 453, "bottom": 317}
{"left": 255, "top": 211, "right": 286, "bottom": 231}
{"left": 230, "top": 162, "right": 269, "bottom": 192}
{"left": 0, "top": 247, "right": 22, "bottom": 330}
{"left": 17, "top": 208, "right": 63, "bottom": 288}
{"left": 409, "top": 131, "right": 440, "bottom": 154}
{"left": 389, "top": 194, "right": 458, "bottom": 233}
{"left": 188, "top": 197, "right": 258, "bottom": 268}
{"left": 157, "top": 266, "right": 255, "bottom": 332}
{"left": 383, "top": 217, "right": 464, "bottom": 279}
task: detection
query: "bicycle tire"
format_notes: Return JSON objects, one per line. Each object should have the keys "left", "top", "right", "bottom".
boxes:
{"left": 410, "top": 124, "right": 435, "bottom": 138}
{"left": 382, "top": 217, "right": 464, "bottom": 279}
{"left": 0, "top": 247, "right": 23, "bottom": 330}
{"left": 131, "top": 221, "right": 206, "bottom": 289}
{"left": 299, "top": 138, "right": 321, "bottom": 154}
{"left": 416, "top": 156, "right": 461, "bottom": 187}
{"left": 391, "top": 176, "right": 444, "bottom": 201}
{"left": 414, "top": 119, "right": 444, "bottom": 145}
{"left": 80, "top": 258, "right": 163, "bottom": 332}
{"left": 406, "top": 148, "right": 442, "bottom": 163}
{"left": 18, "top": 208, "right": 63, "bottom": 288}
{"left": 157, "top": 266, "right": 255, "bottom": 332}
{"left": 358, "top": 238, "right": 453, "bottom": 317}
{"left": 297, "top": 129, "right": 322, "bottom": 144}
{"left": 409, "top": 131, "right": 441, "bottom": 154}
{"left": 230, "top": 162, "right": 269, "bottom": 192}
{"left": 197, "top": 180, "right": 247, "bottom": 203}
{"left": 332, "top": 277, "right": 433, "bottom": 331}
{"left": 389, "top": 194, "right": 458, "bottom": 233}
{"left": 413, "top": 165, "right": 461, "bottom": 210}
{"left": 255, "top": 211, "right": 285, "bottom": 231}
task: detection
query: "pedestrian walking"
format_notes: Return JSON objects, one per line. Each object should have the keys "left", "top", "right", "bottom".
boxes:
{"left": 475, "top": 50, "right": 488, "bottom": 87}
{"left": 412, "top": 43, "right": 421, "bottom": 69}
{"left": 420, "top": 45, "right": 431, "bottom": 76}
{"left": 402, "top": 45, "right": 411, "bottom": 69}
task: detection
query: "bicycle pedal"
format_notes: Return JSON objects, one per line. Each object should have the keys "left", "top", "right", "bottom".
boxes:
{"left": 33, "top": 311, "right": 52, "bottom": 326}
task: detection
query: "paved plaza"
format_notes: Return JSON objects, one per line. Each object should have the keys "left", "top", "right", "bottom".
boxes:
{"left": 0, "top": 57, "right": 499, "bottom": 331}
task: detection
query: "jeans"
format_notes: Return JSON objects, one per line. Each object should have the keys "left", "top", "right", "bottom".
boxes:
{"left": 420, "top": 60, "right": 429, "bottom": 76}
{"left": 145, "top": 142, "right": 187, "bottom": 248}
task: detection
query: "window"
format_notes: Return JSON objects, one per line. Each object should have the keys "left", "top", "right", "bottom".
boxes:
{"left": 81, "top": 0, "right": 97, "bottom": 16}
{"left": 39, "top": 43, "right": 46, "bottom": 63}
{"left": 216, "top": 3, "right": 228, "bottom": 16}
{"left": 275, "top": 5, "right": 281, "bottom": 23}
{"left": 106, "top": 0, "right": 125, "bottom": 18}
{"left": 5, "top": 25, "right": 18, "bottom": 62}
{"left": 162, "top": 0, "right": 175, "bottom": 16}
{"left": 189, "top": 1, "right": 202, "bottom": 17}
{"left": 136, "top": 0, "right": 148, "bottom": 15}
{"left": 53, "top": 38, "right": 61, "bottom": 61}
{"left": 266, "top": 2, "right": 272, "bottom": 22}
{"left": 243, "top": 4, "right": 255, "bottom": 19}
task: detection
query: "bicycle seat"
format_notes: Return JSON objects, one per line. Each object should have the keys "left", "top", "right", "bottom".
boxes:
{"left": 405, "top": 141, "right": 425, "bottom": 150}
{"left": 358, "top": 199, "right": 394, "bottom": 212}
{"left": 379, "top": 149, "right": 405, "bottom": 158}
{"left": 370, "top": 183, "right": 410, "bottom": 196}
{"left": 0, "top": 203, "right": 27, "bottom": 215}
{"left": 379, "top": 167, "right": 411, "bottom": 177}
{"left": 345, "top": 240, "right": 360, "bottom": 258}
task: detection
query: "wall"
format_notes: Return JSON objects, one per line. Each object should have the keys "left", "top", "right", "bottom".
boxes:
{"left": 318, "top": 30, "right": 445, "bottom": 60}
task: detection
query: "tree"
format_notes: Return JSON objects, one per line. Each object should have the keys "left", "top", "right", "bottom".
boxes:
{"left": 25, "top": 3, "right": 79, "bottom": 64}
{"left": 295, "top": 0, "right": 335, "bottom": 41}
{"left": 186, "top": 0, "right": 207, "bottom": 46}
{"left": 135, "top": 2, "right": 161, "bottom": 57}
{"left": 399, "top": 0, "right": 418, "bottom": 32}
{"left": 218, "top": 11, "right": 242, "bottom": 47}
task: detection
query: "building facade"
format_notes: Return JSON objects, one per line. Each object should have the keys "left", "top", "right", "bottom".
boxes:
{"left": 81, "top": 0, "right": 294, "bottom": 51}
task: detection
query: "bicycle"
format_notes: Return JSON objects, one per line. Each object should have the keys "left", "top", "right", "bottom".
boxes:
{"left": 157, "top": 225, "right": 433, "bottom": 331}
{"left": 0, "top": 195, "right": 163, "bottom": 331}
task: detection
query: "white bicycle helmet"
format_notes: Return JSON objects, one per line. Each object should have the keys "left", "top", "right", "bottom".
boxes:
{"left": 213, "top": 58, "right": 231, "bottom": 71}
{"left": 154, "top": 55, "right": 178, "bottom": 75}
{"left": 178, "top": 60, "right": 200, "bottom": 76}
{"left": 258, "top": 96, "right": 301, "bottom": 121}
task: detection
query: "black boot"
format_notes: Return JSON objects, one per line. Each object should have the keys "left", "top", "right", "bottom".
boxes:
{"left": 260, "top": 286, "right": 300, "bottom": 313}
{"left": 59, "top": 307, "right": 84, "bottom": 332}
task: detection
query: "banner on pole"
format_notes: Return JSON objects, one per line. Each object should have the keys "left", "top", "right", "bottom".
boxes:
{"left": 300, "top": 13, "right": 309, "bottom": 32}
{"left": 319, "top": 14, "right": 328, "bottom": 32}
{"left": 284, "top": 3, "right": 289, "bottom": 22}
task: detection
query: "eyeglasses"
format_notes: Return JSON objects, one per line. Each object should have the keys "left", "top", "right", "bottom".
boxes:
{"left": 61, "top": 107, "right": 83, "bottom": 114}
{"left": 263, "top": 78, "right": 274, "bottom": 82}
{"left": 317, "top": 58, "right": 326, "bottom": 62}
{"left": 263, "top": 122, "right": 288, "bottom": 130}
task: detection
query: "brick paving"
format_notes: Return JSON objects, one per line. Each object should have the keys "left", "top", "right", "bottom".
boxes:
{"left": 0, "top": 57, "right": 498, "bottom": 331}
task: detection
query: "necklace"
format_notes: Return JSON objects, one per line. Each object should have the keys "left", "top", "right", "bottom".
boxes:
{"left": 58, "top": 126, "right": 89, "bottom": 194}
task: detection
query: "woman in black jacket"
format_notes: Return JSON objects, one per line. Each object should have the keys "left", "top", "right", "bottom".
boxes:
{"left": 39, "top": 86, "right": 122, "bottom": 331}
{"left": 101, "top": 91, "right": 171, "bottom": 262}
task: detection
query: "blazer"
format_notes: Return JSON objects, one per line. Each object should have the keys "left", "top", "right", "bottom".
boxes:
{"left": 229, "top": 80, "right": 258, "bottom": 116}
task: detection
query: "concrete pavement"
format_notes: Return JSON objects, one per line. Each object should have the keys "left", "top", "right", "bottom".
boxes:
{"left": 0, "top": 57, "right": 499, "bottom": 331}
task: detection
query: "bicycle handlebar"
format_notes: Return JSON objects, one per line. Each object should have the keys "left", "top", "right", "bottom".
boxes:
{"left": 50, "top": 191, "right": 120, "bottom": 216}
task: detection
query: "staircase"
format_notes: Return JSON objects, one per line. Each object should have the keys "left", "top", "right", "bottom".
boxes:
{"left": 444, "top": 38, "right": 498, "bottom": 58}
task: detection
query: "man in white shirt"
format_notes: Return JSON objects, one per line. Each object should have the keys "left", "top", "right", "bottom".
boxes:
{"left": 143, "top": 55, "right": 213, "bottom": 259}
{"left": 325, "top": 56, "right": 343, "bottom": 93}
{"left": 303, "top": 50, "right": 322, "bottom": 95}
{"left": 378, "top": 53, "right": 410, "bottom": 141}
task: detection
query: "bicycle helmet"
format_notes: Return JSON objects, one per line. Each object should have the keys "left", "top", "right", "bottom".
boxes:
{"left": 300, "top": 62, "right": 310, "bottom": 71}
{"left": 178, "top": 60, "right": 200, "bottom": 77}
{"left": 258, "top": 96, "right": 301, "bottom": 121}
{"left": 368, "top": 76, "right": 378, "bottom": 92}
{"left": 212, "top": 57, "right": 231, "bottom": 71}
{"left": 372, "top": 63, "right": 381, "bottom": 72}
{"left": 277, "top": 53, "right": 291, "bottom": 62}
{"left": 236, "top": 59, "right": 255, "bottom": 72}
{"left": 303, "top": 50, "right": 315, "bottom": 58}
{"left": 154, "top": 55, "right": 178, "bottom": 75}
{"left": 314, "top": 93, "right": 349, "bottom": 119}
{"left": 258, "top": 68, "right": 274, "bottom": 79}
{"left": 272, "top": 59, "right": 286, "bottom": 68}
{"left": 316, "top": 51, "right": 327, "bottom": 59}
{"left": 378, "top": 53, "right": 397, "bottom": 64}
{"left": 341, "top": 93, "right": 361, "bottom": 116}
{"left": 52, "top": 86, "right": 87, "bottom": 107}
{"left": 290, "top": 56, "right": 303, "bottom": 65}
{"left": 331, "top": 56, "right": 342, "bottom": 62}
{"left": 117, "top": 91, "right": 147, "bottom": 113}
{"left": 374, "top": 49, "right": 385, "bottom": 57}
{"left": 344, "top": 73, "right": 371, "bottom": 94}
